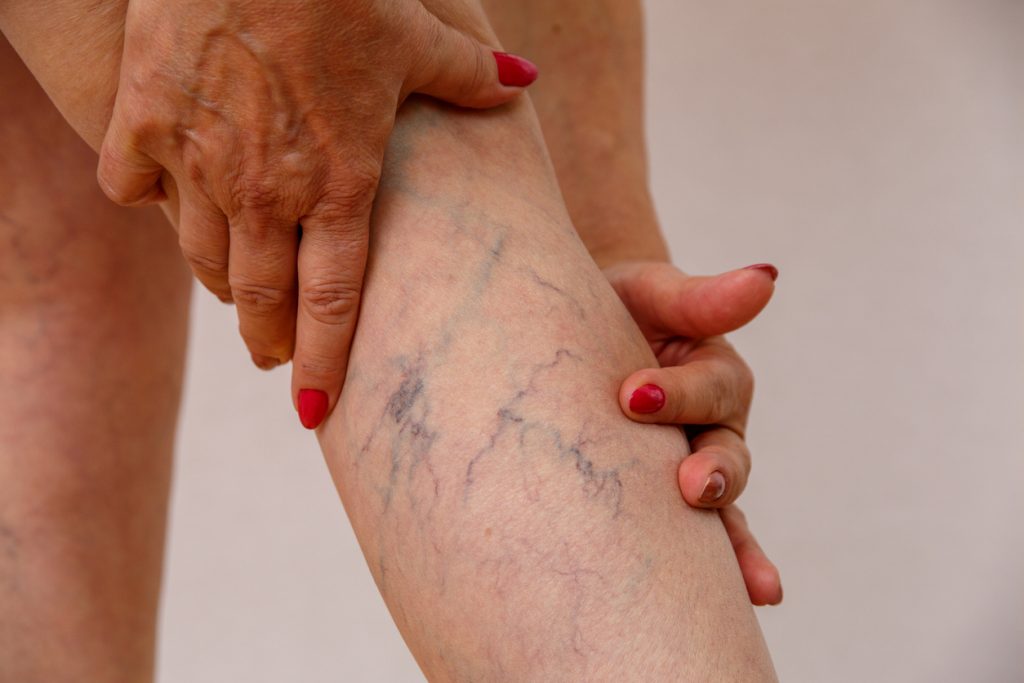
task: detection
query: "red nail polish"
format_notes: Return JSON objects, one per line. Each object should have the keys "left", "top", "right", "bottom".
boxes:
{"left": 493, "top": 51, "right": 539, "bottom": 87}
{"left": 297, "top": 389, "right": 329, "bottom": 430}
{"left": 629, "top": 384, "right": 665, "bottom": 414}
{"left": 699, "top": 471, "right": 727, "bottom": 504}
{"left": 743, "top": 263, "right": 779, "bottom": 281}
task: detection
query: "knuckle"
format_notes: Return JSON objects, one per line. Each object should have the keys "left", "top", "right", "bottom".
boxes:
{"left": 231, "top": 214, "right": 284, "bottom": 243}
{"left": 183, "top": 152, "right": 210, "bottom": 189}
{"left": 704, "top": 374, "right": 732, "bottom": 422}
{"left": 230, "top": 278, "right": 292, "bottom": 314}
{"left": 97, "top": 171, "right": 132, "bottom": 206}
{"left": 425, "top": 17, "right": 448, "bottom": 56}
{"left": 97, "top": 107, "right": 175, "bottom": 205}
{"left": 315, "top": 168, "right": 382, "bottom": 226}
{"left": 428, "top": 24, "right": 487, "bottom": 99}
{"left": 181, "top": 247, "right": 228, "bottom": 276}
{"left": 405, "top": 17, "right": 442, "bottom": 84}
{"left": 230, "top": 171, "right": 284, "bottom": 213}
{"left": 301, "top": 279, "right": 360, "bottom": 325}
{"left": 464, "top": 41, "right": 490, "bottom": 96}
{"left": 97, "top": 156, "right": 155, "bottom": 206}
{"left": 733, "top": 356, "right": 756, "bottom": 402}
{"left": 667, "top": 381, "right": 687, "bottom": 417}
{"left": 296, "top": 349, "right": 346, "bottom": 380}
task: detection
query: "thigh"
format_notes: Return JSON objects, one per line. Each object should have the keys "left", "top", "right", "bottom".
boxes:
{"left": 320, "top": 98, "right": 775, "bottom": 681}
{"left": 0, "top": 37, "right": 191, "bottom": 683}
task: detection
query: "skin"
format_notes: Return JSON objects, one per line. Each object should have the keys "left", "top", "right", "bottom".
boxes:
{"left": 0, "top": 38, "right": 191, "bottom": 681}
{"left": 605, "top": 262, "right": 783, "bottom": 604}
{"left": 0, "top": 0, "right": 778, "bottom": 677}
{"left": 6, "top": 0, "right": 539, "bottom": 426}
{"left": 319, "top": 93, "right": 775, "bottom": 679}
{"left": 480, "top": 0, "right": 663, "bottom": 266}
{"left": 483, "top": 0, "right": 782, "bottom": 603}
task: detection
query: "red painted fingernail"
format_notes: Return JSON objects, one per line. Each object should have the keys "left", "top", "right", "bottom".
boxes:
{"left": 297, "top": 389, "right": 329, "bottom": 430}
{"left": 743, "top": 263, "right": 779, "bottom": 281}
{"left": 494, "top": 51, "right": 539, "bottom": 87}
{"left": 699, "top": 471, "right": 727, "bottom": 504}
{"left": 629, "top": 384, "right": 665, "bottom": 414}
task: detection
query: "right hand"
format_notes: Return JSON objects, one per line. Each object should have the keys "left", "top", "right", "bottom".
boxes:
{"left": 97, "top": 0, "right": 537, "bottom": 429}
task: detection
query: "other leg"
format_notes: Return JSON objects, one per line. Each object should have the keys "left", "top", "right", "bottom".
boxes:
{"left": 0, "top": 38, "right": 191, "bottom": 683}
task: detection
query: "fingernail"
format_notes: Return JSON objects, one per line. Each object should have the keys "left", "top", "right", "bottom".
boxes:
{"left": 494, "top": 51, "right": 539, "bottom": 87}
{"left": 629, "top": 384, "right": 665, "bottom": 414}
{"left": 297, "top": 389, "right": 329, "bottom": 430}
{"left": 699, "top": 471, "right": 727, "bottom": 504}
{"left": 743, "top": 263, "right": 779, "bottom": 281}
{"left": 251, "top": 354, "right": 281, "bottom": 371}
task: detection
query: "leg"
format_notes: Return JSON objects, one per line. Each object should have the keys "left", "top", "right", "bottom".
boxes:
{"left": 0, "top": 39, "right": 191, "bottom": 682}
{"left": 1, "top": 4, "right": 773, "bottom": 675}
{"left": 319, "top": 97, "right": 775, "bottom": 680}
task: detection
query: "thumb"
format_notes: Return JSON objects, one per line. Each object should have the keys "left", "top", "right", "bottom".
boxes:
{"left": 409, "top": 17, "right": 538, "bottom": 108}
{"left": 608, "top": 262, "right": 778, "bottom": 338}
{"left": 96, "top": 101, "right": 166, "bottom": 206}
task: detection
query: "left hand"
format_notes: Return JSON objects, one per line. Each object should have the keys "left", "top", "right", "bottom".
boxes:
{"left": 606, "top": 260, "right": 783, "bottom": 606}
{"left": 95, "top": 0, "right": 537, "bottom": 429}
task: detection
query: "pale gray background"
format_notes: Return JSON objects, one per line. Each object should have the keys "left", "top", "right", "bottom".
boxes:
{"left": 157, "top": 1, "right": 1024, "bottom": 680}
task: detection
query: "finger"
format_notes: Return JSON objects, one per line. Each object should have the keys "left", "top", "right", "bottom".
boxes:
{"left": 227, "top": 209, "right": 300, "bottom": 370}
{"left": 96, "top": 100, "right": 166, "bottom": 206}
{"left": 676, "top": 427, "right": 751, "bottom": 508}
{"left": 620, "top": 348, "right": 751, "bottom": 427}
{"left": 178, "top": 189, "right": 233, "bottom": 303}
{"left": 407, "top": 12, "right": 537, "bottom": 108}
{"left": 291, "top": 189, "right": 372, "bottom": 430}
{"left": 608, "top": 262, "right": 777, "bottom": 339}
{"left": 719, "top": 505, "right": 783, "bottom": 606}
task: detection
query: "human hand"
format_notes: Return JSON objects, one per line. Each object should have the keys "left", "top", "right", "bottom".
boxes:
{"left": 96, "top": 0, "right": 537, "bottom": 429}
{"left": 607, "top": 261, "right": 783, "bottom": 605}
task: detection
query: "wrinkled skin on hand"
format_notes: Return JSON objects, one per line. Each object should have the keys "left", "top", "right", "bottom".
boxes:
{"left": 97, "top": 0, "right": 535, "bottom": 426}
{"left": 609, "top": 261, "right": 784, "bottom": 605}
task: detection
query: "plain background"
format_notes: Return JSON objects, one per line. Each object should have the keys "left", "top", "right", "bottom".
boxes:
{"left": 156, "top": 1, "right": 1024, "bottom": 680}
